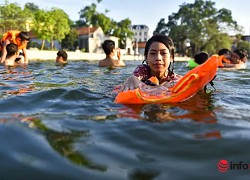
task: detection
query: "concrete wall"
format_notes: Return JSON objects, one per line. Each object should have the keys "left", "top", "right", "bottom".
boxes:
{"left": 27, "top": 49, "right": 190, "bottom": 61}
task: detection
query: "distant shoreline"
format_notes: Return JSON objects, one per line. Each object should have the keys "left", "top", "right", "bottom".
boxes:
{"left": 27, "top": 49, "right": 190, "bottom": 61}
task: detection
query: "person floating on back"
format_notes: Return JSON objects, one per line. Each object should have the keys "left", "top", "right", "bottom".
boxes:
{"left": 98, "top": 40, "right": 126, "bottom": 68}
{"left": 0, "top": 30, "right": 30, "bottom": 64}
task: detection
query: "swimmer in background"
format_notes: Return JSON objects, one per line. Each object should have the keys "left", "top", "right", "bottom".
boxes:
{"left": 218, "top": 48, "right": 231, "bottom": 62}
{"left": 230, "top": 48, "right": 248, "bottom": 64}
{"left": 0, "top": 31, "right": 30, "bottom": 64}
{"left": 222, "top": 48, "right": 248, "bottom": 69}
{"left": 56, "top": 50, "right": 68, "bottom": 64}
{"left": 188, "top": 51, "right": 209, "bottom": 68}
{"left": 98, "top": 40, "right": 126, "bottom": 68}
{"left": 3, "top": 43, "right": 25, "bottom": 67}
{"left": 218, "top": 48, "right": 231, "bottom": 65}
{"left": 194, "top": 51, "right": 209, "bottom": 65}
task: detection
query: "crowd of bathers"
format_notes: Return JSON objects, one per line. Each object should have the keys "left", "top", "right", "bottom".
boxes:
{"left": 0, "top": 30, "right": 69, "bottom": 67}
{"left": 188, "top": 48, "right": 248, "bottom": 69}
{"left": 1, "top": 30, "right": 248, "bottom": 93}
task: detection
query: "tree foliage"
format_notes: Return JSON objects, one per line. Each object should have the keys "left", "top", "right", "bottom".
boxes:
{"left": 61, "top": 28, "right": 79, "bottom": 50}
{"left": 112, "top": 18, "right": 134, "bottom": 48}
{"left": 32, "top": 8, "right": 70, "bottom": 50}
{"left": 77, "top": 3, "right": 113, "bottom": 35}
{"left": 77, "top": 1, "right": 134, "bottom": 48}
{"left": 49, "top": 9, "right": 70, "bottom": 45}
{"left": 153, "top": 18, "right": 168, "bottom": 35}
{"left": 154, "top": 0, "right": 241, "bottom": 56}
{"left": 0, "top": 0, "right": 27, "bottom": 31}
{"left": 24, "top": 2, "right": 39, "bottom": 12}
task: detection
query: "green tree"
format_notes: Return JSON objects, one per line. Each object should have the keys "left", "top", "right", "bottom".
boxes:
{"left": 24, "top": 2, "right": 39, "bottom": 12}
{"left": 155, "top": 0, "right": 240, "bottom": 56}
{"left": 32, "top": 9, "right": 53, "bottom": 50}
{"left": 77, "top": 2, "right": 113, "bottom": 34}
{"left": 234, "top": 35, "right": 250, "bottom": 55}
{"left": 32, "top": 8, "right": 70, "bottom": 50}
{"left": 0, "top": 0, "right": 28, "bottom": 31}
{"left": 112, "top": 18, "right": 134, "bottom": 48}
{"left": 1, "top": 1, "right": 72, "bottom": 50}
{"left": 61, "top": 28, "right": 79, "bottom": 50}
{"left": 22, "top": 2, "right": 39, "bottom": 31}
{"left": 153, "top": 18, "right": 168, "bottom": 35}
{"left": 77, "top": 1, "right": 133, "bottom": 48}
{"left": 49, "top": 8, "right": 70, "bottom": 49}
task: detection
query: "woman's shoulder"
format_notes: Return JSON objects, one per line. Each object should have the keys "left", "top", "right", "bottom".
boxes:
{"left": 133, "top": 64, "right": 150, "bottom": 80}
{"left": 134, "top": 64, "right": 149, "bottom": 71}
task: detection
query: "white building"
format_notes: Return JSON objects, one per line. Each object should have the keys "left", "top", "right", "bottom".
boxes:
{"left": 131, "top": 25, "right": 150, "bottom": 42}
{"left": 76, "top": 26, "right": 105, "bottom": 53}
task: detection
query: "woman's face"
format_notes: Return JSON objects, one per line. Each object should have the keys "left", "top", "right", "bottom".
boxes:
{"left": 146, "top": 42, "right": 172, "bottom": 75}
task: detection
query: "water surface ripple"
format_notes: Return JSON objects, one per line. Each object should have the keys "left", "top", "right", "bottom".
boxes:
{"left": 0, "top": 60, "right": 249, "bottom": 180}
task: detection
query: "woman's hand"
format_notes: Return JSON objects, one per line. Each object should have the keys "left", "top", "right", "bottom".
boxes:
{"left": 120, "top": 76, "right": 141, "bottom": 92}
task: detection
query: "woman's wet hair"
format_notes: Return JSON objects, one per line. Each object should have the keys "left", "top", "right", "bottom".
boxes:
{"left": 102, "top": 40, "right": 115, "bottom": 55}
{"left": 143, "top": 34, "right": 175, "bottom": 75}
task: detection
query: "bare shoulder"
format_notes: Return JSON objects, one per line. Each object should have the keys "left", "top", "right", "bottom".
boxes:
{"left": 113, "top": 59, "right": 126, "bottom": 67}
{"left": 99, "top": 59, "right": 111, "bottom": 67}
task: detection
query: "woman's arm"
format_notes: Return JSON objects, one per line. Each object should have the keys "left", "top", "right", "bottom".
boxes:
{"left": 119, "top": 76, "right": 141, "bottom": 92}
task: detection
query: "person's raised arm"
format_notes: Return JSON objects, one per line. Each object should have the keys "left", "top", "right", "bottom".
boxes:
{"left": 116, "top": 48, "right": 121, "bottom": 60}
{"left": 115, "top": 48, "right": 126, "bottom": 67}
{"left": 22, "top": 48, "right": 28, "bottom": 64}
{"left": 0, "top": 40, "right": 9, "bottom": 63}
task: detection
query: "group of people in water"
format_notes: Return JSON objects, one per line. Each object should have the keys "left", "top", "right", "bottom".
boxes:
{"left": 0, "top": 30, "right": 30, "bottom": 66}
{"left": 0, "top": 30, "right": 248, "bottom": 93}
{"left": 0, "top": 30, "right": 69, "bottom": 66}
{"left": 99, "top": 34, "right": 248, "bottom": 92}
{"left": 188, "top": 47, "right": 248, "bottom": 69}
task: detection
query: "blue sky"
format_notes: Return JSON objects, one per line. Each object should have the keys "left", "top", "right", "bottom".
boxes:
{"left": 6, "top": 0, "right": 250, "bottom": 36}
